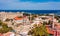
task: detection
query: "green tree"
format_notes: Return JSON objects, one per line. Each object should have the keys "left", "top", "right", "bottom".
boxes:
{"left": 58, "top": 20, "right": 60, "bottom": 23}
{"left": 5, "top": 18, "right": 10, "bottom": 21}
{"left": 28, "top": 24, "right": 49, "bottom": 36}
{"left": 0, "top": 20, "right": 13, "bottom": 33}
{"left": 43, "top": 22, "right": 47, "bottom": 25}
{"left": 0, "top": 20, "right": 2, "bottom": 25}
{"left": 47, "top": 20, "right": 53, "bottom": 25}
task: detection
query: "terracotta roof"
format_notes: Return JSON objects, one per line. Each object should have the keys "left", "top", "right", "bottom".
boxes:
{"left": 14, "top": 16, "right": 23, "bottom": 20}
{"left": 46, "top": 27, "right": 54, "bottom": 34}
{"left": 0, "top": 33, "right": 3, "bottom": 36}
{"left": 14, "top": 16, "right": 27, "bottom": 20}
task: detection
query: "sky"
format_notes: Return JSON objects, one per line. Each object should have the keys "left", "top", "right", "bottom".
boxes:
{"left": 0, "top": 0, "right": 60, "bottom": 10}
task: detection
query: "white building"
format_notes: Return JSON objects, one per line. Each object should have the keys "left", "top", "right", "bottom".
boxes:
{"left": 13, "top": 16, "right": 30, "bottom": 25}
{"left": 0, "top": 12, "right": 23, "bottom": 21}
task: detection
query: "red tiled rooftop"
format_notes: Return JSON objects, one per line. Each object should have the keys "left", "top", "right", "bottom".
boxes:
{"left": 46, "top": 27, "right": 54, "bottom": 34}
{"left": 14, "top": 16, "right": 23, "bottom": 20}
{"left": 0, "top": 33, "right": 4, "bottom": 36}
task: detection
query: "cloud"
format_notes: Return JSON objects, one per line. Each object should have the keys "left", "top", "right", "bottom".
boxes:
{"left": 0, "top": 0, "right": 60, "bottom": 10}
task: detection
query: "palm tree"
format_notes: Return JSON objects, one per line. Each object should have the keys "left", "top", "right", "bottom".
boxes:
{"left": 28, "top": 24, "right": 49, "bottom": 36}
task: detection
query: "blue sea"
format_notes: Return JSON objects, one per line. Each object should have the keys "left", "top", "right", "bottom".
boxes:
{"left": 0, "top": 10, "right": 60, "bottom": 14}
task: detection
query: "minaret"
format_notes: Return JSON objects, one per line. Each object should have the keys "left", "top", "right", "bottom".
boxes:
{"left": 49, "top": 13, "right": 55, "bottom": 28}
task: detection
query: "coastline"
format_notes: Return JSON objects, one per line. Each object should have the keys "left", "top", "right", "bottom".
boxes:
{"left": 0, "top": 10, "right": 60, "bottom": 14}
